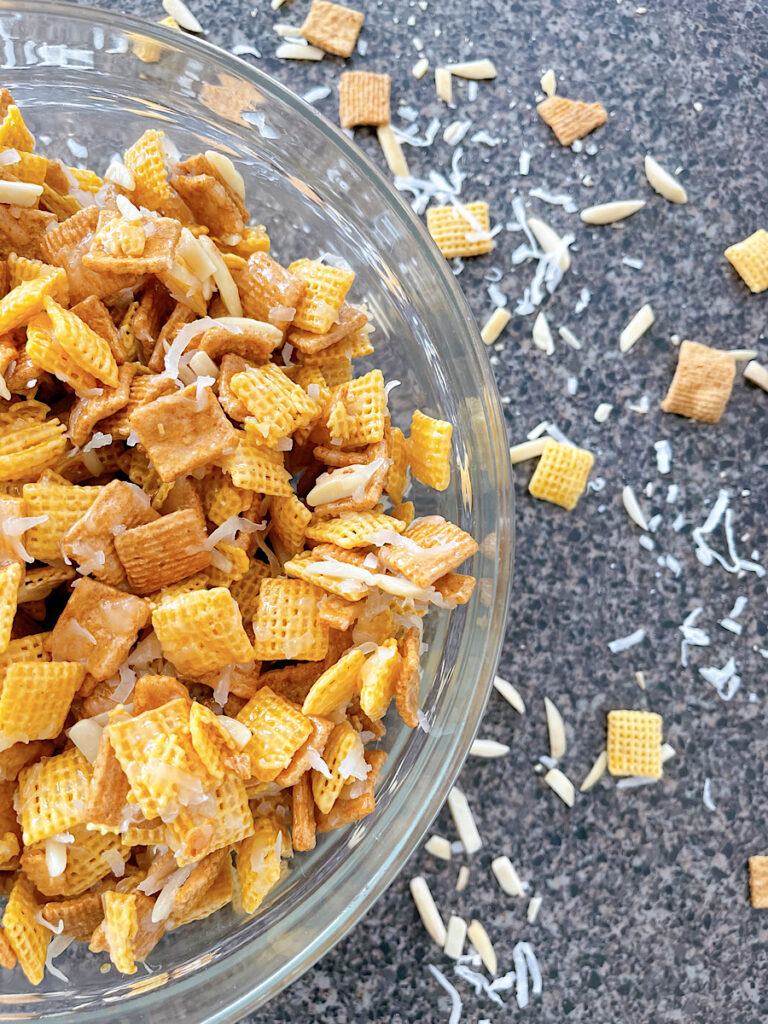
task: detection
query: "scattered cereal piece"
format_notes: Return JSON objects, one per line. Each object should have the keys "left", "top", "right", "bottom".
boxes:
{"left": 749, "top": 856, "right": 768, "bottom": 909}
{"left": 661, "top": 340, "right": 735, "bottom": 423}
{"left": 528, "top": 439, "right": 594, "bottom": 510}
{"left": 426, "top": 201, "right": 494, "bottom": 259}
{"left": 339, "top": 71, "right": 391, "bottom": 129}
{"left": 724, "top": 229, "right": 768, "bottom": 293}
{"left": 300, "top": 0, "right": 364, "bottom": 57}
{"left": 537, "top": 95, "right": 607, "bottom": 146}
{"left": 606, "top": 709, "right": 663, "bottom": 778}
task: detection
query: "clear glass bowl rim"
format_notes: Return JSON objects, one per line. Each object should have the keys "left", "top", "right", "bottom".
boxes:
{"left": 0, "top": 3, "right": 514, "bottom": 1020}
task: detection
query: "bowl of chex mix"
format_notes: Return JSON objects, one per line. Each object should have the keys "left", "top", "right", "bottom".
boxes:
{"left": 0, "top": 3, "right": 512, "bottom": 1020}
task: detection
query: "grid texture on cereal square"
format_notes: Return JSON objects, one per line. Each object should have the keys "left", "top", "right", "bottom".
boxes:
{"left": 312, "top": 720, "right": 359, "bottom": 813}
{"left": 288, "top": 302, "right": 367, "bottom": 356}
{"left": 230, "top": 363, "right": 319, "bottom": 444}
{"left": 724, "top": 229, "right": 768, "bottom": 293}
{"left": 326, "top": 369, "right": 386, "bottom": 445}
{"left": 114, "top": 507, "right": 211, "bottom": 594}
{"left": 102, "top": 891, "right": 140, "bottom": 975}
{"left": 26, "top": 312, "right": 102, "bottom": 395}
{"left": 22, "top": 482, "right": 103, "bottom": 561}
{"left": 237, "top": 815, "right": 282, "bottom": 914}
{"left": 528, "top": 439, "right": 594, "bottom": 510}
{"left": 316, "top": 748, "right": 385, "bottom": 832}
{"left": 378, "top": 515, "right": 478, "bottom": 588}
{"left": 359, "top": 639, "right": 399, "bottom": 720}
{"left": 2, "top": 876, "right": 49, "bottom": 985}
{"left": 426, "top": 202, "right": 493, "bottom": 259}
{"left": 660, "top": 340, "right": 735, "bottom": 423}
{"left": 0, "top": 561, "right": 21, "bottom": 653}
{"left": 44, "top": 297, "right": 119, "bottom": 388}
{"left": 223, "top": 432, "right": 293, "bottom": 495}
{"left": 237, "top": 686, "right": 313, "bottom": 781}
{"left": 252, "top": 578, "right": 329, "bottom": 661}
{"left": 749, "top": 856, "right": 768, "bottom": 909}
{"left": 284, "top": 549, "right": 367, "bottom": 601}
{"left": 229, "top": 560, "right": 272, "bottom": 621}
{"left": 0, "top": 416, "right": 67, "bottom": 482}
{"left": 22, "top": 825, "right": 128, "bottom": 897}
{"left": 302, "top": 647, "right": 365, "bottom": 716}
{"left": 408, "top": 410, "right": 452, "bottom": 491}
{"left": 0, "top": 105, "right": 34, "bottom": 151}
{"left": 301, "top": 0, "right": 364, "bottom": 57}
{"left": 18, "top": 564, "right": 75, "bottom": 604}
{"left": 339, "top": 71, "right": 391, "bottom": 129}
{"left": 166, "top": 774, "right": 254, "bottom": 865}
{"left": 606, "top": 709, "right": 663, "bottom": 778}
{"left": 537, "top": 95, "right": 608, "bottom": 146}
{"left": 123, "top": 129, "right": 171, "bottom": 206}
{"left": 305, "top": 510, "right": 405, "bottom": 548}
{"left": 270, "top": 493, "right": 312, "bottom": 554}
{"left": 152, "top": 587, "right": 254, "bottom": 677}
{"left": 0, "top": 661, "right": 84, "bottom": 753}
{"left": 17, "top": 747, "right": 92, "bottom": 845}
{"left": 0, "top": 273, "right": 67, "bottom": 334}
{"left": 288, "top": 258, "right": 356, "bottom": 334}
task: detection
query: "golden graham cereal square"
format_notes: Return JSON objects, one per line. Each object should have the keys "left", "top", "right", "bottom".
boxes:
{"left": 537, "top": 95, "right": 608, "bottom": 146}
{"left": 724, "top": 229, "right": 768, "bottom": 293}
{"left": 661, "top": 340, "right": 735, "bottom": 423}
{"left": 301, "top": 0, "right": 364, "bottom": 57}
{"left": 114, "top": 507, "right": 211, "bottom": 594}
{"left": 237, "top": 252, "right": 306, "bottom": 331}
{"left": 426, "top": 201, "right": 494, "bottom": 259}
{"left": 528, "top": 439, "right": 594, "bottom": 510}
{"left": 339, "top": 71, "right": 391, "bottom": 129}
{"left": 606, "top": 709, "right": 663, "bottom": 778}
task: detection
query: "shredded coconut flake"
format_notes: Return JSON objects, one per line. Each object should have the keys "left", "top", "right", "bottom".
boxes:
{"left": 608, "top": 628, "right": 646, "bottom": 654}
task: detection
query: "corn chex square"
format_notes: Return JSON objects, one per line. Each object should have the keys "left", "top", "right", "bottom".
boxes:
{"left": 2, "top": 875, "right": 49, "bottom": 985}
{"left": 426, "top": 201, "right": 494, "bottom": 259}
{"left": 724, "top": 229, "right": 768, "bottom": 293}
{"left": 305, "top": 510, "right": 405, "bottom": 548}
{"left": 166, "top": 774, "right": 254, "bottom": 865}
{"left": 236, "top": 685, "right": 313, "bottom": 781}
{"left": 22, "top": 824, "right": 128, "bottom": 898}
{"left": 378, "top": 515, "right": 478, "bottom": 588}
{"left": 528, "top": 439, "right": 594, "bottom": 510}
{"left": 224, "top": 432, "right": 293, "bottom": 495}
{"left": 606, "top": 709, "right": 663, "bottom": 779}
{"left": 17, "top": 747, "right": 92, "bottom": 845}
{"left": 237, "top": 815, "right": 282, "bottom": 914}
{"left": 230, "top": 363, "right": 319, "bottom": 445}
{"left": 252, "top": 578, "right": 329, "bottom": 661}
{"left": 0, "top": 661, "right": 84, "bottom": 752}
{"left": 339, "top": 71, "right": 390, "bottom": 129}
{"left": 408, "top": 410, "right": 452, "bottom": 491}
{"left": 301, "top": 0, "right": 364, "bottom": 57}
{"left": 288, "top": 258, "right": 356, "bottom": 335}
{"left": 152, "top": 587, "right": 254, "bottom": 677}
{"left": 660, "top": 340, "right": 735, "bottom": 423}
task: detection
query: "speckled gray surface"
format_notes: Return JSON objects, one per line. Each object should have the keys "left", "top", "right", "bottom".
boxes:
{"left": 100, "top": 0, "right": 767, "bottom": 1019}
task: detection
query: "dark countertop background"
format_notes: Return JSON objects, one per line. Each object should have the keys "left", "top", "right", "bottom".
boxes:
{"left": 100, "top": 1, "right": 767, "bottom": 1020}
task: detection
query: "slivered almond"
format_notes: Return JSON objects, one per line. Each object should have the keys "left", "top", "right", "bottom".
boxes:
{"left": 527, "top": 895, "right": 543, "bottom": 923}
{"left": 544, "top": 697, "right": 566, "bottom": 759}
{"left": 377, "top": 125, "right": 409, "bottom": 178}
{"left": 162, "top": 0, "right": 203, "bottom": 32}
{"left": 456, "top": 865, "right": 470, "bottom": 892}
{"left": 0, "top": 181, "right": 43, "bottom": 207}
{"left": 540, "top": 68, "right": 556, "bottom": 96}
{"left": 619, "top": 302, "right": 654, "bottom": 352}
{"left": 469, "top": 738, "right": 510, "bottom": 758}
{"left": 424, "top": 835, "right": 452, "bottom": 860}
{"left": 443, "top": 915, "right": 467, "bottom": 959}
{"left": 543, "top": 767, "right": 575, "bottom": 806}
{"left": 644, "top": 155, "right": 687, "bottom": 204}
{"left": 493, "top": 676, "right": 525, "bottom": 713}
{"left": 622, "top": 485, "right": 649, "bottom": 531}
{"left": 509, "top": 438, "right": 548, "bottom": 464}
{"left": 409, "top": 876, "right": 447, "bottom": 946}
{"left": 579, "top": 749, "right": 607, "bottom": 792}
{"left": 594, "top": 402, "right": 613, "bottom": 423}
{"left": 481, "top": 307, "right": 511, "bottom": 345}
{"left": 532, "top": 311, "right": 554, "bottom": 354}
{"left": 526, "top": 216, "right": 571, "bottom": 271}
{"left": 580, "top": 200, "right": 645, "bottom": 225}
{"left": 276, "top": 42, "right": 324, "bottom": 59}
{"left": 435, "top": 67, "right": 452, "bottom": 104}
{"left": 412, "top": 57, "right": 429, "bottom": 79}
{"left": 722, "top": 349, "right": 757, "bottom": 361}
{"left": 447, "top": 787, "right": 482, "bottom": 854}
{"left": 446, "top": 59, "right": 497, "bottom": 79}
{"left": 467, "top": 919, "right": 497, "bottom": 975}
{"left": 491, "top": 855, "right": 524, "bottom": 896}
{"left": 744, "top": 360, "right": 768, "bottom": 391}
{"left": 661, "top": 742, "right": 676, "bottom": 763}
{"left": 204, "top": 150, "right": 245, "bottom": 199}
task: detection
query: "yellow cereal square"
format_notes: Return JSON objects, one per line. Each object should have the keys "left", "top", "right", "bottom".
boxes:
{"left": 302, "top": 647, "right": 365, "bottom": 716}
{"left": 2, "top": 876, "right": 49, "bottom": 985}
{"left": 0, "top": 105, "right": 35, "bottom": 152}
{"left": 724, "top": 229, "right": 768, "bottom": 293}
{"left": 123, "top": 129, "right": 171, "bottom": 207}
{"left": 152, "top": 587, "right": 254, "bottom": 677}
{"left": 660, "top": 340, "right": 736, "bottom": 424}
{"left": 408, "top": 409, "right": 452, "bottom": 491}
{"left": 236, "top": 815, "right": 282, "bottom": 914}
{"left": 606, "top": 709, "right": 663, "bottom": 779}
{"left": 22, "top": 482, "right": 103, "bottom": 562}
{"left": 0, "top": 273, "right": 66, "bottom": 334}
{"left": 166, "top": 774, "right": 254, "bottom": 865}
{"left": 528, "top": 439, "right": 594, "bottom": 510}
{"left": 44, "top": 297, "right": 119, "bottom": 388}
{"left": 17, "top": 747, "right": 92, "bottom": 845}
{"left": 21, "top": 824, "right": 128, "bottom": 898}
{"left": 385, "top": 426, "right": 409, "bottom": 505}
{"left": 426, "top": 201, "right": 494, "bottom": 259}
{"left": 270, "top": 492, "right": 313, "bottom": 554}
{"left": 378, "top": 515, "right": 478, "bottom": 587}
{"left": 339, "top": 71, "right": 390, "bottom": 129}
{"left": 223, "top": 432, "right": 293, "bottom": 496}
{"left": 288, "top": 258, "right": 356, "bottom": 334}
{"left": 537, "top": 95, "right": 608, "bottom": 146}
{"left": 325, "top": 369, "right": 386, "bottom": 445}
{"left": 0, "top": 561, "right": 22, "bottom": 653}
{"left": 0, "top": 416, "right": 67, "bottom": 482}
{"left": 0, "top": 661, "right": 84, "bottom": 753}
{"left": 102, "top": 891, "right": 140, "bottom": 975}
{"left": 359, "top": 639, "right": 400, "bottom": 720}
{"left": 230, "top": 363, "right": 320, "bottom": 445}
{"left": 284, "top": 549, "right": 368, "bottom": 602}
{"left": 749, "top": 856, "right": 768, "bottom": 909}
{"left": 237, "top": 686, "right": 313, "bottom": 781}
{"left": 229, "top": 560, "right": 272, "bottom": 621}
{"left": 252, "top": 578, "right": 329, "bottom": 661}
{"left": 301, "top": 0, "right": 364, "bottom": 57}
{"left": 305, "top": 510, "right": 405, "bottom": 548}
{"left": 312, "top": 720, "right": 360, "bottom": 813}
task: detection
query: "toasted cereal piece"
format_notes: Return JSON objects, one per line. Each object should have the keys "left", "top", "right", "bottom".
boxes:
{"left": 0, "top": 661, "right": 83, "bottom": 752}
{"left": 270, "top": 493, "right": 313, "bottom": 555}
{"left": 235, "top": 252, "right": 305, "bottom": 333}
{"left": 0, "top": 105, "right": 34, "bottom": 151}
{"left": 236, "top": 686, "right": 313, "bottom": 781}
{"left": 166, "top": 773, "right": 254, "bottom": 865}
{"left": 230, "top": 363, "right": 320, "bottom": 444}
{"left": 42, "top": 296, "right": 118, "bottom": 387}
{"left": 62, "top": 479, "right": 158, "bottom": 585}
{"left": 275, "top": 713, "right": 334, "bottom": 787}
{"left": 724, "top": 229, "right": 768, "bottom": 293}
{"left": 2, "top": 876, "right": 49, "bottom": 985}
{"left": 0, "top": 415, "right": 67, "bottom": 481}
{"left": 0, "top": 207, "right": 55, "bottom": 264}
{"left": 42, "top": 890, "right": 106, "bottom": 943}
{"left": 101, "top": 891, "right": 141, "bottom": 974}
{"left": 305, "top": 509, "right": 405, "bottom": 548}
{"left": 433, "top": 572, "right": 477, "bottom": 606}
{"left": 7, "top": 255, "right": 68, "bottom": 303}
{"left": 749, "top": 856, "right": 768, "bottom": 909}
{"left": 108, "top": 698, "right": 206, "bottom": 819}
{"left": 408, "top": 410, "right": 452, "bottom": 491}
{"left": 217, "top": 353, "right": 253, "bottom": 422}
{"left": 302, "top": 647, "right": 365, "bottom": 716}
{"left": 236, "top": 815, "right": 282, "bottom": 914}
{"left": 312, "top": 720, "right": 361, "bottom": 814}
{"left": 132, "top": 675, "right": 191, "bottom": 715}
{"left": 22, "top": 823, "right": 129, "bottom": 898}
{"left": 187, "top": 317, "right": 282, "bottom": 363}
{"left": 114, "top": 508, "right": 211, "bottom": 594}
{"left": 291, "top": 774, "right": 316, "bottom": 852}
{"left": 26, "top": 311, "right": 101, "bottom": 394}
{"left": 99, "top": 372, "right": 176, "bottom": 440}
{"left": 537, "top": 95, "right": 608, "bottom": 146}
{"left": 660, "top": 340, "right": 736, "bottom": 423}
{"left": 229, "top": 560, "right": 272, "bottom": 621}
{"left": 0, "top": 739, "right": 53, "bottom": 782}
{"left": 67, "top": 361, "right": 135, "bottom": 447}
{"left": 0, "top": 271, "right": 67, "bottom": 334}
{"left": 223, "top": 433, "right": 293, "bottom": 496}
{"left": 395, "top": 626, "right": 421, "bottom": 727}
{"left": 48, "top": 578, "right": 150, "bottom": 682}
{"left": 84, "top": 732, "right": 130, "bottom": 832}
{"left": 189, "top": 702, "right": 249, "bottom": 780}
{"left": 288, "top": 258, "right": 356, "bottom": 335}
{"left": 325, "top": 369, "right": 387, "bottom": 446}
{"left": 166, "top": 847, "right": 229, "bottom": 927}
{"left": 84, "top": 211, "right": 181, "bottom": 275}
{"left": 528, "top": 439, "right": 594, "bottom": 510}
{"left": 22, "top": 482, "right": 102, "bottom": 561}
{"left": 426, "top": 202, "right": 494, "bottom": 259}
{"left": 252, "top": 578, "right": 329, "bottom": 661}
{"left": 71, "top": 293, "right": 127, "bottom": 364}
{"left": 129, "top": 384, "right": 238, "bottom": 483}
{"left": 317, "top": 593, "right": 360, "bottom": 631}
{"left": 0, "top": 561, "right": 22, "bottom": 653}
{"left": 17, "top": 563, "right": 76, "bottom": 604}
{"left": 378, "top": 516, "right": 478, "bottom": 587}
{"left": 300, "top": 0, "right": 364, "bottom": 57}
{"left": 359, "top": 639, "right": 400, "bottom": 720}
{"left": 385, "top": 426, "right": 409, "bottom": 505}
{"left": 339, "top": 71, "right": 391, "bottom": 129}
{"left": 170, "top": 153, "right": 248, "bottom": 238}
{"left": 391, "top": 500, "right": 414, "bottom": 526}
{"left": 606, "top": 709, "right": 663, "bottom": 779}
{"left": 318, "top": 356, "right": 353, "bottom": 388}
{"left": 168, "top": 853, "right": 234, "bottom": 929}
{"left": 316, "top": 747, "right": 385, "bottom": 832}
{"left": 152, "top": 587, "right": 254, "bottom": 677}
{"left": 17, "top": 746, "right": 92, "bottom": 844}
{"left": 288, "top": 302, "right": 368, "bottom": 355}
{"left": 123, "top": 129, "right": 171, "bottom": 207}
{"left": 303, "top": 323, "right": 374, "bottom": 364}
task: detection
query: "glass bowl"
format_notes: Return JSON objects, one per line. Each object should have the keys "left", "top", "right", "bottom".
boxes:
{"left": 0, "top": 3, "right": 513, "bottom": 1020}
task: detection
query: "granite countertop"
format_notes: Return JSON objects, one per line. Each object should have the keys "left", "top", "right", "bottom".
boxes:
{"left": 97, "top": 1, "right": 767, "bottom": 1020}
